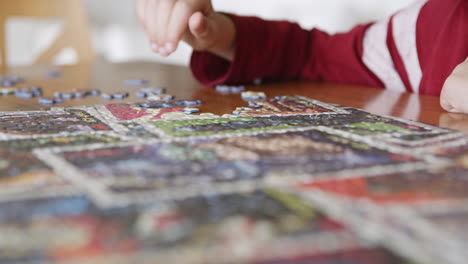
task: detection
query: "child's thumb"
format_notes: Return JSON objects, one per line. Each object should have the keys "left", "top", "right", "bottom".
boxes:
{"left": 189, "top": 12, "right": 216, "bottom": 42}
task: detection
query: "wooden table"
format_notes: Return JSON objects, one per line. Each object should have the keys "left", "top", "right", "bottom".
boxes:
{"left": 1, "top": 61, "right": 467, "bottom": 264}
{"left": 2, "top": 60, "right": 467, "bottom": 131}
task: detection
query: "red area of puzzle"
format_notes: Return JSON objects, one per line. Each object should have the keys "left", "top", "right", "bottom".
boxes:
{"left": 105, "top": 104, "right": 150, "bottom": 121}
{"left": 297, "top": 178, "right": 440, "bottom": 204}
{"left": 105, "top": 103, "right": 184, "bottom": 121}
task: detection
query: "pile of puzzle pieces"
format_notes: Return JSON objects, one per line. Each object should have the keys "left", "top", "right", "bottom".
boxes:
{"left": 1, "top": 74, "right": 183, "bottom": 106}
{"left": 0, "top": 93, "right": 467, "bottom": 264}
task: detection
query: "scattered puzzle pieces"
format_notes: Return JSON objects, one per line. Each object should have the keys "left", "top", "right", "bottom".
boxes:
{"left": 15, "top": 87, "right": 42, "bottom": 99}
{"left": 124, "top": 79, "right": 150, "bottom": 86}
{"left": 0, "top": 88, "right": 15, "bottom": 96}
{"left": 215, "top": 85, "right": 246, "bottom": 94}
{"left": 44, "top": 70, "right": 63, "bottom": 79}
{"left": 241, "top": 91, "right": 267, "bottom": 101}
{"left": 38, "top": 97, "right": 62, "bottom": 105}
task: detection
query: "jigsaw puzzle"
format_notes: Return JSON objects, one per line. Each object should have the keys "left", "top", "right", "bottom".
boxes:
{"left": 293, "top": 146, "right": 468, "bottom": 264}
{"left": 0, "top": 92, "right": 466, "bottom": 264}
{"left": 0, "top": 188, "right": 406, "bottom": 264}
{"left": 37, "top": 127, "right": 431, "bottom": 207}
{"left": 0, "top": 134, "right": 126, "bottom": 202}
{"left": 0, "top": 109, "right": 112, "bottom": 139}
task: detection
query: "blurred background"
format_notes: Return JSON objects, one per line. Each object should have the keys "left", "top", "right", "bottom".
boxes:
{"left": 5, "top": 0, "right": 414, "bottom": 67}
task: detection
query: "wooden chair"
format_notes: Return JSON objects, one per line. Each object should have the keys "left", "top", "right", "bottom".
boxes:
{"left": 0, "top": 0, "right": 94, "bottom": 70}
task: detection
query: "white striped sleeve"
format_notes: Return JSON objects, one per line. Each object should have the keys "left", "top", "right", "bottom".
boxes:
{"left": 392, "top": 0, "right": 428, "bottom": 93}
{"left": 362, "top": 0, "right": 428, "bottom": 93}
{"left": 362, "top": 18, "right": 407, "bottom": 93}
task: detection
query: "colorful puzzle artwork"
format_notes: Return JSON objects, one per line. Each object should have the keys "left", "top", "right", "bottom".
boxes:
{"left": 69, "top": 103, "right": 220, "bottom": 137}
{"left": 0, "top": 189, "right": 405, "bottom": 264}
{"left": 37, "top": 128, "right": 430, "bottom": 207}
{"left": 292, "top": 150, "right": 468, "bottom": 264}
{"left": 1, "top": 93, "right": 467, "bottom": 264}
{"left": 0, "top": 134, "right": 126, "bottom": 202}
{"left": 96, "top": 103, "right": 185, "bottom": 121}
{"left": 0, "top": 109, "right": 112, "bottom": 139}
{"left": 233, "top": 95, "right": 349, "bottom": 116}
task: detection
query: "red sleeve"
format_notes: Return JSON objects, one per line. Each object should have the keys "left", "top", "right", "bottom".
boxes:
{"left": 190, "top": 14, "right": 384, "bottom": 88}
{"left": 191, "top": 0, "right": 468, "bottom": 96}
{"left": 416, "top": 0, "right": 468, "bottom": 96}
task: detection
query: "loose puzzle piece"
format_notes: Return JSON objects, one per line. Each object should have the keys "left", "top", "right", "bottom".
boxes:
{"left": 215, "top": 84, "right": 245, "bottom": 94}
{"left": 241, "top": 91, "right": 267, "bottom": 101}
{"left": 39, "top": 97, "right": 63, "bottom": 105}
{"left": 45, "top": 70, "right": 63, "bottom": 79}
{"left": 0, "top": 75, "right": 25, "bottom": 86}
{"left": 124, "top": 79, "right": 149, "bottom": 86}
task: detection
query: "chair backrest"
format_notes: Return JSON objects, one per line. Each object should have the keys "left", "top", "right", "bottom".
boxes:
{"left": 0, "top": 0, "right": 94, "bottom": 68}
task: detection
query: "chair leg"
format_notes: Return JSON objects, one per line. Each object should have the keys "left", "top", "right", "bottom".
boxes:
{"left": 33, "top": 27, "right": 70, "bottom": 64}
{"left": 0, "top": 20, "right": 9, "bottom": 75}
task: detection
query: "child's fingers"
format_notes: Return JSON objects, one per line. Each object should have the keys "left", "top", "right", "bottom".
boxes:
{"left": 440, "top": 61, "right": 468, "bottom": 114}
{"left": 166, "top": 1, "right": 194, "bottom": 53}
{"left": 140, "top": 0, "right": 216, "bottom": 55}
{"left": 144, "top": 0, "right": 159, "bottom": 47}
{"left": 189, "top": 11, "right": 217, "bottom": 49}
{"left": 440, "top": 97, "right": 456, "bottom": 113}
{"left": 154, "top": 0, "right": 176, "bottom": 55}
{"left": 136, "top": 0, "right": 148, "bottom": 27}
{"left": 188, "top": 11, "right": 207, "bottom": 37}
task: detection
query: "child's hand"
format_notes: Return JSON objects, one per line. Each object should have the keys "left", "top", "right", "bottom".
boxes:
{"left": 441, "top": 57, "right": 468, "bottom": 114}
{"left": 136, "top": 0, "right": 236, "bottom": 60}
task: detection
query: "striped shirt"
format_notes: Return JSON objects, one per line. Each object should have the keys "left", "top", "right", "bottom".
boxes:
{"left": 191, "top": 0, "right": 468, "bottom": 96}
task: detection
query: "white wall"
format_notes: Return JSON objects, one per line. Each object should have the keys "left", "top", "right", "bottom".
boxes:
{"left": 6, "top": 0, "right": 415, "bottom": 66}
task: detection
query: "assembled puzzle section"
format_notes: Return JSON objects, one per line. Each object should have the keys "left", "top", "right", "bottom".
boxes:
{"left": 0, "top": 109, "right": 114, "bottom": 139}
{"left": 67, "top": 100, "right": 216, "bottom": 138}
{"left": 0, "top": 187, "right": 406, "bottom": 264}
{"left": 140, "top": 96, "right": 449, "bottom": 147}
{"left": 0, "top": 133, "right": 128, "bottom": 202}
{"left": 291, "top": 136, "right": 468, "bottom": 264}
{"left": 233, "top": 95, "right": 349, "bottom": 116}
{"left": 37, "top": 127, "right": 431, "bottom": 207}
